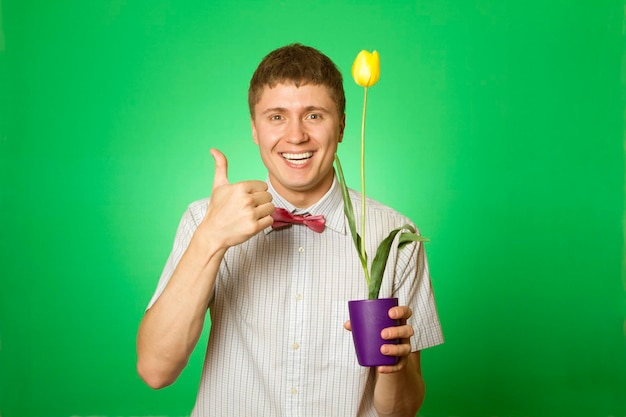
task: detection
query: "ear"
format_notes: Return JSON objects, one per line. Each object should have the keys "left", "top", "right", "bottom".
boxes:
{"left": 338, "top": 114, "right": 346, "bottom": 143}
{"left": 250, "top": 116, "right": 259, "bottom": 145}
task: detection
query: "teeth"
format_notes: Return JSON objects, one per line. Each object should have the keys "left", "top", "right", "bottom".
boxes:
{"left": 282, "top": 152, "right": 313, "bottom": 161}
{"left": 288, "top": 158, "right": 308, "bottom": 165}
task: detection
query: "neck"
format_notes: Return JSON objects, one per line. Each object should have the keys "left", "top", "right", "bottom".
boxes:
{"left": 269, "top": 174, "right": 335, "bottom": 209}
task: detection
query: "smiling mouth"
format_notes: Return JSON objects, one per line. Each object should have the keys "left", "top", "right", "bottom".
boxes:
{"left": 281, "top": 152, "right": 313, "bottom": 165}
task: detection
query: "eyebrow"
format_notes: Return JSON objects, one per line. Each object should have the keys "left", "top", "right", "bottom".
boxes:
{"left": 260, "top": 105, "right": 331, "bottom": 115}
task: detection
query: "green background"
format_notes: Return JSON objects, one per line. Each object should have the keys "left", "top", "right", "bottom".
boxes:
{"left": 1, "top": 1, "right": 624, "bottom": 416}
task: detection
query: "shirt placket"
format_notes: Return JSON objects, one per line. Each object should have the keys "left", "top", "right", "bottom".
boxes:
{"left": 285, "top": 224, "right": 310, "bottom": 417}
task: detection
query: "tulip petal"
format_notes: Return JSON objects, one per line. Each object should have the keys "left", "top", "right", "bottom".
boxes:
{"left": 351, "top": 50, "right": 380, "bottom": 87}
{"left": 369, "top": 51, "right": 380, "bottom": 86}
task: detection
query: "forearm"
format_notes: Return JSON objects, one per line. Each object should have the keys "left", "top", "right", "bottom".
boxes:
{"left": 136, "top": 236, "right": 225, "bottom": 389}
{"left": 374, "top": 353, "right": 425, "bottom": 417}
{"left": 137, "top": 167, "right": 275, "bottom": 388}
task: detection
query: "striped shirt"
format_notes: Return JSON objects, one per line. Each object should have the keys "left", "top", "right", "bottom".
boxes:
{"left": 148, "top": 176, "right": 443, "bottom": 417}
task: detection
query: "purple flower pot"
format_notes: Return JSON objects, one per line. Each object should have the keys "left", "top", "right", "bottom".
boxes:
{"left": 348, "top": 297, "right": 399, "bottom": 367}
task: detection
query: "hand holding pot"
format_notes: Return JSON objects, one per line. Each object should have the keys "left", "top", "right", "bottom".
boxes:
{"left": 344, "top": 303, "right": 414, "bottom": 371}
{"left": 377, "top": 305, "right": 414, "bottom": 374}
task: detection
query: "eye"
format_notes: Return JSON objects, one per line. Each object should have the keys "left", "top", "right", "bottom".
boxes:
{"left": 270, "top": 114, "right": 283, "bottom": 121}
{"left": 307, "top": 113, "right": 321, "bottom": 120}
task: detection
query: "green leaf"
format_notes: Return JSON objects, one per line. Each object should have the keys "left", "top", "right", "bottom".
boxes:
{"left": 369, "top": 224, "right": 428, "bottom": 300}
{"left": 398, "top": 231, "right": 429, "bottom": 250}
{"left": 369, "top": 226, "right": 403, "bottom": 299}
{"left": 355, "top": 234, "right": 368, "bottom": 275}
{"left": 335, "top": 155, "right": 368, "bottom": 271}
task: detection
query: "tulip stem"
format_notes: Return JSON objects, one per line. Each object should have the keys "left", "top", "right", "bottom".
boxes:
{"left": 360, "top": 86, "right": 369, "bottom": 284}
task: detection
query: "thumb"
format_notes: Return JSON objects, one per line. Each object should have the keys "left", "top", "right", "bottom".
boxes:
{"left": 344, "top": 320, "right": 352, "bottom": 332}
{"left": 210, "top": 148, "right": 229, "bottom": 189}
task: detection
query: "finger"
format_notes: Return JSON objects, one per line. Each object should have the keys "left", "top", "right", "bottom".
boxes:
{"left": 250, "top": 190, "right": 273, "bottom": 206}
{"left": 377, "top": 344, "right": 412, "bottom": 374}
{"left": 389, "top": 306, "right": 413, "bottom": 321}
{"left": 255, "top": 198, "right": 276, "bottom": 231}
{"left": 259, "top": 199, "right": 276, "bottom": 213}
{"left": 380, "top": 341, "right": 412, "bottom": 358}
{"left": 377, "top": 359, "right": 408, "bottom": 374}
{"left": 257, "top": 214, "right": 276, "bottom": 231}
{"left": 243, "top": 180, "right": 269, "bottom": 193}
{"left": 381, "top": 324, "right": 414, "bottom": 340}
{"left": 211, "top": 148, "right": 229, "bottom": 190}
{"left": 343, "top": 320, "right": 352, "bottom": 332}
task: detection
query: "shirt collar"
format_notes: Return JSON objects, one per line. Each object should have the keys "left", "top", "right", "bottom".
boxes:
{"left": 265, "top": 175, "right": 346, "bottom": 235}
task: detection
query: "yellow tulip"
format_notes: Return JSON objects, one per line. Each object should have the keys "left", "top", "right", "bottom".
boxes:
{"left": 352, "top": 50, "right": 380, "bottom": 87}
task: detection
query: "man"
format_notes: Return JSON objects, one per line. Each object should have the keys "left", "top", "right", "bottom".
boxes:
{"left": 137, "top": 43, "right": 443, "bottom": 417}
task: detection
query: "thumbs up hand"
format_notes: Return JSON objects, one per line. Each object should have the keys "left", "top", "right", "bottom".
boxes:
{"left": 200, "top": 149, "right": 275, "bottom": 249}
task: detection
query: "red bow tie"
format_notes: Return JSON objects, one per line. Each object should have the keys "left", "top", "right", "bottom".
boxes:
{"left": 271, "top": 208, "right": 326, "bottom": 233}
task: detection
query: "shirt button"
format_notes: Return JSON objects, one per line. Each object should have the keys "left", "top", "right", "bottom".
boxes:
{"left": 290, "top": 387, "right": 298, "bottom": 394}
{"left": 295, "top": 293, "right": 303, "bottom": 301}
{"left": 292, "top": 342, "right": 300, "bottom": 350}
{"left": 298, "top": 246, "right": 304, "bottom": 253}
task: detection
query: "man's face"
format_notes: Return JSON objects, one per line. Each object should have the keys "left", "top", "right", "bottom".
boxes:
{"left": 251, "top": 82, "right": 345, "bottom": 207}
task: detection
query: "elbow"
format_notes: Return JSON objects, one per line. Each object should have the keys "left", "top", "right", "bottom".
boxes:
{"left": 375, "top": 400, "right": 421, "bottom": 417}
{"left": 137, "top": 359, "right": 177, "bottom": 390}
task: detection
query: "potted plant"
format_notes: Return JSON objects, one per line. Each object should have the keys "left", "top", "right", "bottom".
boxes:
{"left": 335, "top": 50, "right": 428, "bottom": 367}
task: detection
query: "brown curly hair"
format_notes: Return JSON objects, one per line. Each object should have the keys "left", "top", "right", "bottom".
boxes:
{"left": 248, "top": 43, "right": 345, "bottom": 118}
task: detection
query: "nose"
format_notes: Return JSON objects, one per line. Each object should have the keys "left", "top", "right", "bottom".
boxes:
{"left": 285, "top": 119, "right": 308, "bottom": 144}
